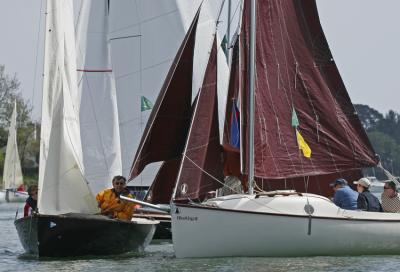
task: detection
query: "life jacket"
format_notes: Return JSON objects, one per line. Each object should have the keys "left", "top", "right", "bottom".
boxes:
{"left": 96, "top": 188, "right": 135, "bottom": 220}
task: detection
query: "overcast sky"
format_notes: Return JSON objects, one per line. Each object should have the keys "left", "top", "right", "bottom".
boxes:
{"left": 0, "top": 0, "right": 399, "bottom": 121}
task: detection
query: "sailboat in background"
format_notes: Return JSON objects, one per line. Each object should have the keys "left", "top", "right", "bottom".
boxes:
{"left": 14, "top": 0, "right": 156, "bottom": 257}
{"left": 0, "top": 101, "right": 26, "bottom": 203}
{"left": 130, "top": 0, "right": 400, "bottom": 258}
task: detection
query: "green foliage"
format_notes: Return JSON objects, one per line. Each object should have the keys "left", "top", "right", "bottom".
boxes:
{"left": 0, "top": 64, "right": 38, "bottom": 179}
{"left": 355, "top": 104, "right": 400, "bottom": 177}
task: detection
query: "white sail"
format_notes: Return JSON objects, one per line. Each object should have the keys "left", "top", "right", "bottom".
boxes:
{"left": 75, "top": 0, "right": 122, "bottom": 194}
{"left": 38, "top": 0, "right": 98, "bottom": 215}
{"left": 108, "top": 0, "right": 200, "bottom": 185}
{"left": 108, "top": 0, "right": 227, "bottom": 185}
{"left": 2, "top": 102, "right": 23, "bottom": 189}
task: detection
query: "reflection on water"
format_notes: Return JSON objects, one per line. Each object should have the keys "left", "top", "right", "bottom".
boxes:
{"left": 1, "top": 201, "right": 400, "bottom": 272}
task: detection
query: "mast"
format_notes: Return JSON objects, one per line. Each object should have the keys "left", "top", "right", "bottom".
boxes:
{"left": 227, "top": 0, "right": 232, "bottom": 65}
{"left": 248, "top": 0, "right": 256, "bottom": 194}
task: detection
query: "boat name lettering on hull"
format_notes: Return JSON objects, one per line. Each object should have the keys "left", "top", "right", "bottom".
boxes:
{"left": 177, "top": 215, "right": 198, "bottom": 222}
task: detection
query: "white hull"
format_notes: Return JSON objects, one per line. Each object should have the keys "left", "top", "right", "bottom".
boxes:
{"left": 0, "top": 191, "right": 6, "bottom": 203}
{"left": 2, "top": 190, "right": 27, "bottom": 203}
{"left": 172, "top": 193, "right": 400, "bottom": 257}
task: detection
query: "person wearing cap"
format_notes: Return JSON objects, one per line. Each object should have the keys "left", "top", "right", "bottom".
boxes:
{"left": 381, "top": 181, "right": 400, "bottom": 213}
{"left": 354, "top": 177, "right": 383, "bottom": 212}
{"left": 330, "top": 178, "right": 358, "bottom": 210}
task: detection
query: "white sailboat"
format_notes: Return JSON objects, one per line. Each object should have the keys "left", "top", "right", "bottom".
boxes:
{"left": 14, "top": 0, "right": 156, "bottom": 257}
{"left": 1, "top": 101, "right": 26, "bottom": 203}
{"left": 130, "top": 0, "right": 400, "bottom": 258}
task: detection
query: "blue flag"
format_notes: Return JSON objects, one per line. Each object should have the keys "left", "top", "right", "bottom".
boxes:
{"left": 230, "top": 101, "right": 240, "bottom": 148}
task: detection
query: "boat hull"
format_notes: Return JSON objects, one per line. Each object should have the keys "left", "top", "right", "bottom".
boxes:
{"left": 15, "top": 213, "right": 157, "bottom": 257}
{"left": 134, "top": 212, "right": 171, "bottom": 240}
{"left": 5, "top": 189, "right": 27, "bottom": 203}
{"left": 172, "top": 194, "right": 400, "bottom": 258}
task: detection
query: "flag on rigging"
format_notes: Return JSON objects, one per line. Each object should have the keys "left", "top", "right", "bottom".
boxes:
{"left": 291, "top": 108, "right": 311, "bottom": 158}
{"left": 221, "top": 35, "right": 229, "bottom": 63}
{"left": 230, "top": 100, "right": 240, "bottom": 149}
{"left": 141, "top": 96, "right": 153, "bottom": 112}
{"left": 296, "top": 129, "right": 311, "bottom": 158}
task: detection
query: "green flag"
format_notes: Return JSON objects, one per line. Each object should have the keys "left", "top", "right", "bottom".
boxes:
{"left": 141, "top": 96, "right": 153, "bottom": 112}
{"left": 291, "top": 108, "right": 299, "bottom": 127}
{"left": 221, "top": 35, "right": 228, "bottom": 62}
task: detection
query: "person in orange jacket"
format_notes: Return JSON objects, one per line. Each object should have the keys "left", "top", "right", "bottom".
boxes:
{"left": 96, "top": 175, "right": 135, "bottom": 221}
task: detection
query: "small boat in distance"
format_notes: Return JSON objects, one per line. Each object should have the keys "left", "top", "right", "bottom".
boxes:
{"left": 1, "top": 101, "right": 26, "bottom": 203}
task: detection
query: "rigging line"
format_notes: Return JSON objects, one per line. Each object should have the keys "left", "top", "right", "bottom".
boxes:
{"left": 31, "top": 0, "right": 44, "bottom": 117}
{"left": 109, "top": 34, "right": 141, "bottom": 41}
{"left": 257, "top": 11, "right": 297, "bottom": 177}
{"left": 183, "top": 154, "right": 241, "bottom": 194}
{"left": 114, "top": 58, "right": 173, "bottom": 80}
{"left": 277, "top": 0, "right": 338, "bottom": 174}
{"left": 109, "top": 9, "right": 179, "bottom": 34}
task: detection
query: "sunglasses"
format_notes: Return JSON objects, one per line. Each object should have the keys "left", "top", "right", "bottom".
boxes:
{"left": 114, "top": 182, "right": 126, "bottom": 186}
{"left": 384, "top": 187, "right": 392, "bottom": 190}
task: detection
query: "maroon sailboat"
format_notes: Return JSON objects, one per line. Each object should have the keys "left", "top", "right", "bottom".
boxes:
{"left": 129, "top": 0, "right": 400, "bottom": 257}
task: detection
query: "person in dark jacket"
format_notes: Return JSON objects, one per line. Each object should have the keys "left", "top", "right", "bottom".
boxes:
{"left": 24, "top": 185, "right": 38, "bottom": 217}
{"left": 354, "top": 178, "right": 383, "bottom": 212}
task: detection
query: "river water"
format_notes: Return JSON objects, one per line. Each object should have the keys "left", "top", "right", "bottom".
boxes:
{"left": 1, "top": 202, "right": 399, "bottom": 272}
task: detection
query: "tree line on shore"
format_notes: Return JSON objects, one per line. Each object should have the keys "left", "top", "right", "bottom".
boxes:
{"left": 0, "top": 64, "right": 398, "bottom": 184}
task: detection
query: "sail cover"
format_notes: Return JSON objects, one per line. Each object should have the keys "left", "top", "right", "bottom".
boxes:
{"left": 174, "top": 38, "right": 224, "bottom": 201}
{"left": 129, "top": 9, "right": 201, "bottom": 180}
{"left": 38, "top": 0, "right": 98, "bottom": 215}
{"left": 238, "top": 0, "right": 378, "bottom": 180}
{"left": 75, "top": 0, "right": 122, "bottom": 195}
{"left": 3, "top": 102, "right": 23, "bottom": 189}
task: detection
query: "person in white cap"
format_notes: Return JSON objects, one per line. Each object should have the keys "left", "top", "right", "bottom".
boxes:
{"left": 353, "top": 177, "right": 383, "bottom": 212}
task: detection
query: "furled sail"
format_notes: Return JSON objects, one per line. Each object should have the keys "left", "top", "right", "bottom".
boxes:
{"left": 174, "top": 38, "right": 224, "bottom": 202}
{"left": 238, "top": 0, "right": 377, "bottom": 182}
{"left": 2, "top": 102, "right": 23, "bottom": 189}
{"left": 38, "top": 0, "right": 98, "bottom": 215}
{"left": 129, "top": 9, "right": 201, "bottom": 180}
{"left": 75, "top": 0, "right": 122, "bottom": 194}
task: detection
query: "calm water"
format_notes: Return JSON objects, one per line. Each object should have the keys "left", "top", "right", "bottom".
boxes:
{"left": 1, "top": 202, "right": 400, "bottom": 272}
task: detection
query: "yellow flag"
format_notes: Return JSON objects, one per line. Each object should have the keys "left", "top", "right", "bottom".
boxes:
{"left": 296, "top": 129, "right": 311, "bottom": 158}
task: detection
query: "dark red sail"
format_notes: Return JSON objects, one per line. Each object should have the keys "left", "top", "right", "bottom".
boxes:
{"left": 174, "top": 38, "right": 224, "bottom": 202}
{"left": 239, "top": 0, "right": 378, "bottom": 181}
{"left": 129, "top": 9, "right": 200, "bottom": 180}
{"left": 145, "top": 158, "right": 181, "bottom": 204}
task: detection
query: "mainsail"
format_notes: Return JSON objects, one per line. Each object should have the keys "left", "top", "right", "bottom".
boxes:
{"left": 236, "top": 0, "right": 378, "bottom": 194}
{"left": 2, "top": 102, "right": 23, "bottom": 190}
{"left": 75, "top": 0, "right": 122, "bottom": 194}
{"left": 38, "top": 0, "right": 98, "bottom": 215}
